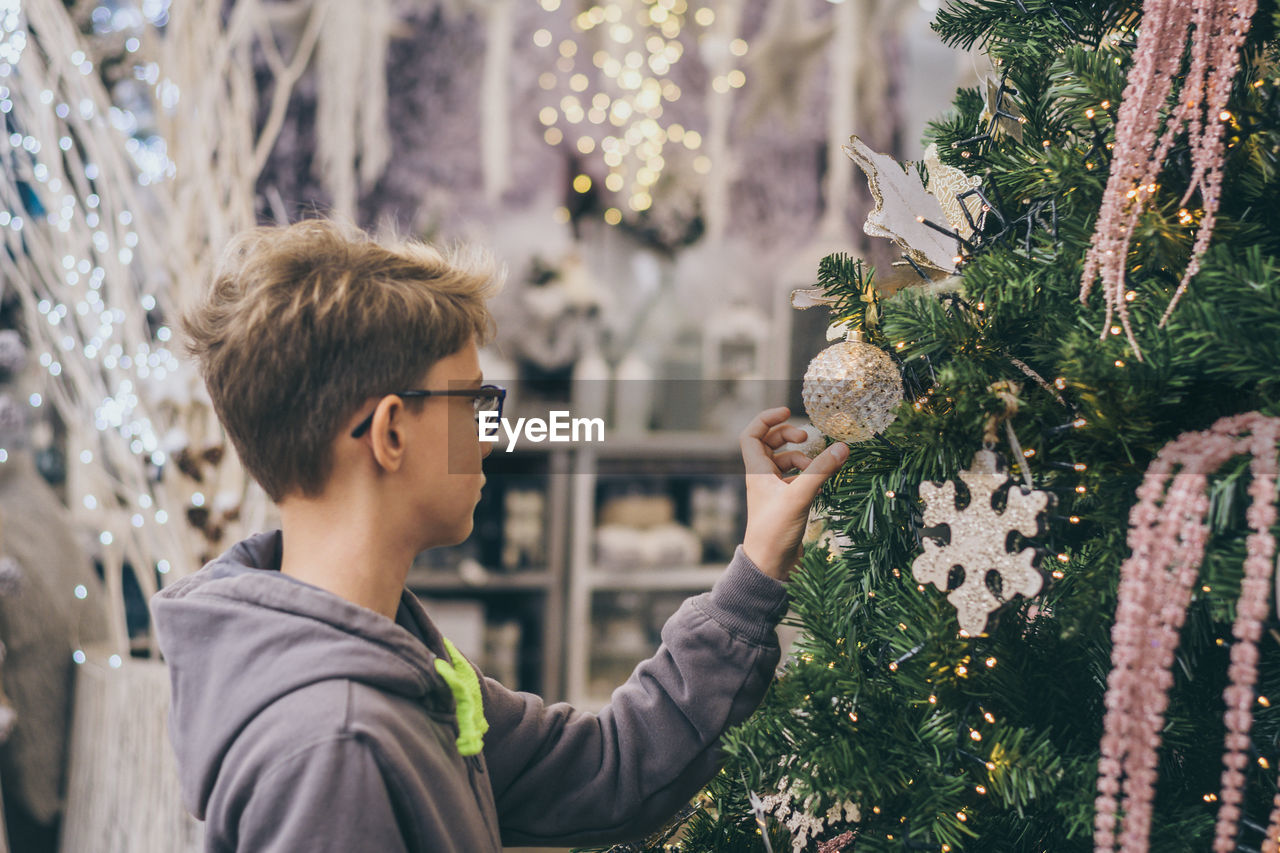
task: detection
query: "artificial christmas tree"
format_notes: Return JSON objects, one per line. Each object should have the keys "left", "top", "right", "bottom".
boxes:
{"left": 583, "top": 0, "right": 1280, "bottom": 849}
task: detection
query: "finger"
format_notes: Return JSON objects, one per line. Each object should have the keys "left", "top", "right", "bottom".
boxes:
{"left": 740, "top": 408, "right": 791, "bottom": 475}
{"left": 772, "top": 450, "right": 814, "bottom": 472}
{"left": 763, "top": 424, "right": 811, "bottom": 450}
{"left": 785, "top": 442, "right": 849, "bottom": 506}
{"left": 739, "top": 407, "right": 791, "bottom": 442}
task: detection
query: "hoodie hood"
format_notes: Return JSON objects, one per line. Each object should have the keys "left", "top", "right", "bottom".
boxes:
{"left": 151, "top": 530, "right": 449, "bottom": 819}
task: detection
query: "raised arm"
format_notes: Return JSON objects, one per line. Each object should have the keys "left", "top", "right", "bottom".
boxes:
{"left": 483, "top": 408, "right": 848, "bottom": 846}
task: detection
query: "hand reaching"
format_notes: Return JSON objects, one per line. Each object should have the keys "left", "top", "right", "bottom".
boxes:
{"left": 739, "top": 407, "right": 848, "bottom": 582}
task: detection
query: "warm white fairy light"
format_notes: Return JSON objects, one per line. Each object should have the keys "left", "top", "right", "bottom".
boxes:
{"left": 536, "top": 0, "right": 744, "bottom": 217}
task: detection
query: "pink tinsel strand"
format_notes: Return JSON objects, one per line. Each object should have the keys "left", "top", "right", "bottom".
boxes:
{"left": 1079, "top": 0, "right": 1257, "bottom": 359}
{"left": 1211, "top": 420, "right": 1279, "bottom": 852}
{"left": 1263, "top": 791, "right": 1280, "bottom": 853}
{"left": 1079, "top": 0, "right": 1193, "bottom": 357}
{"left": 1095, "top": 413, "right": 1280, "bottom": 853}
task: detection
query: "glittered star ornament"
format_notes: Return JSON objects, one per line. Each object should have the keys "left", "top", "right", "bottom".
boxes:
{"left": 740, "top": 0, "right": 835, "bottom": 128}
{"left": 912, "top": 449, "right": 1053, "bottom": 636}
{"left": 979, "top": 76, "right": 1026, "bottom": 142}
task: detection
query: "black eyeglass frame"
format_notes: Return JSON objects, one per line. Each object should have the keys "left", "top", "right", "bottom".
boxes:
{"left": 350, "top": 385, "right": 506, "bottom": 438}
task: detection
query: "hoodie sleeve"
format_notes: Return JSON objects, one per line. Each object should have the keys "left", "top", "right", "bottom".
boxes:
{"left": 483, "top": 546, "right": 788, "bottom": 847}
{"left": 230, "top": 734, "right": 411, "bottom": 853}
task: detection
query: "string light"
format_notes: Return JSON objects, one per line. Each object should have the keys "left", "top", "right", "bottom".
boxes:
{"left": 535, "top": 0, "right": 741, "bottom": 215}
{"left": 2, "top": 8, "right": 213, "bottom": 691}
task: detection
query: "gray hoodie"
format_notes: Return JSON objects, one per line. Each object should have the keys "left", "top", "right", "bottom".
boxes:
{"left": 151, "top": 530, "right": 788, "bottom": 852}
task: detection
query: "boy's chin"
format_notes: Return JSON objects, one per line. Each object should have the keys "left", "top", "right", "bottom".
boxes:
{"left": 418, "top": 512, "right": 476, "bottom": 551}
{"left": 441, "top": 517, "right": 475, "bottom": 548}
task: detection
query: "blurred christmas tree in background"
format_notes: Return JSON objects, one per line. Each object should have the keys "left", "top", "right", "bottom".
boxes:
{"left": 583, "top": 0, "right": 1280, "bottom": 849}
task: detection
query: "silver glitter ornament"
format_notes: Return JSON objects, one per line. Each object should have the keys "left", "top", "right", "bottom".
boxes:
{"left": 801, "top": 336, "right": 902, "bottom": 443}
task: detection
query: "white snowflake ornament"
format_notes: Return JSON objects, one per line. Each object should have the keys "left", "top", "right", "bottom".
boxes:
{"left": 912, "top": 449, "right": 1052, "bottom": 636}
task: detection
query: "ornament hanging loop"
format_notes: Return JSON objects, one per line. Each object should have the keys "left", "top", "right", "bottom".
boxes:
{"left": 983, "top": 381, "right": 1021, "bottom": 447}
{"left": 985, "top": 381, "right": 1035, "bottom": 489}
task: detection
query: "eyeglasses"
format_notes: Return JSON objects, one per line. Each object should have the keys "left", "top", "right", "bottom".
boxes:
{"left": 350, "top": 385, "right": 506, "bottom": 438}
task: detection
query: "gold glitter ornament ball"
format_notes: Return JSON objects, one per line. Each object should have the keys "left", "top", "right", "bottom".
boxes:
{"left": 802, "top": 340, "right": 902, "bottom": 442}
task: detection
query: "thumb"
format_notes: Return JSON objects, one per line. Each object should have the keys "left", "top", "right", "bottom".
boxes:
{"left": 787, "top": 442, "right": 848, "bottom": 506}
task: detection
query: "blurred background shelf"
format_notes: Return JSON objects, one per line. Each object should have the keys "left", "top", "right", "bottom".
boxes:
{"left": 566, "top": 436, "right": 746, "bottom": 706}
{"left": 584, "top": 566, "right": 725, "bottom": 591}
{"left": 405, "top": 433, "right": 747, "bottom": 706}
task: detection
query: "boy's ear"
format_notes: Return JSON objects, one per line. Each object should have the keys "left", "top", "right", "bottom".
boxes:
{"left": 368, "top": 396, "right": 407, "bottom": 473}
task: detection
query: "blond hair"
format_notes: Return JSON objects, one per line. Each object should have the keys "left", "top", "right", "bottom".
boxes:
{"left": 183, "top": 219, "right": 498, "bottom": 501}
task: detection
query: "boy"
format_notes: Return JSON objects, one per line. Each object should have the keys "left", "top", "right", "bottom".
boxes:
{"left": 152, "top": 219, "right": 849, "bottom": 852}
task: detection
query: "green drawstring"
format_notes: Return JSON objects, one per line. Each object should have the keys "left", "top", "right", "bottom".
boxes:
{"left": 433, "top": 637, "right": 489, "bottom": 756}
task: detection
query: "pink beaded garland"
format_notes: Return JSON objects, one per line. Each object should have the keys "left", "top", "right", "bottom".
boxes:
{"left": 1095, "top": 413, "right": 1280, "bottom": 853}
{"left": 1079, "top": 0, "right": 1257, "bottom": 359}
